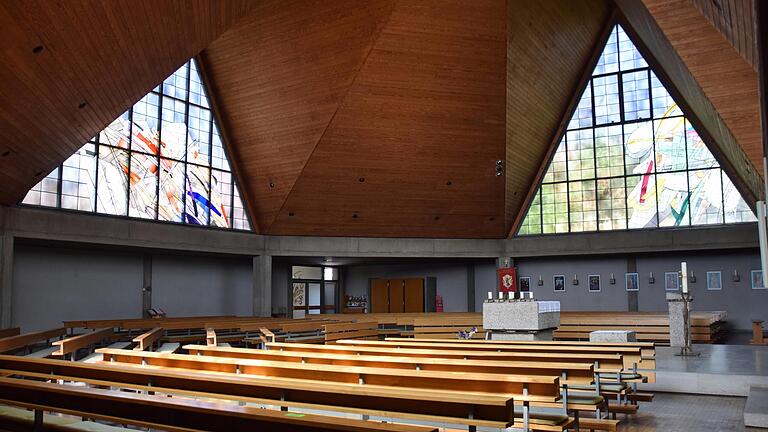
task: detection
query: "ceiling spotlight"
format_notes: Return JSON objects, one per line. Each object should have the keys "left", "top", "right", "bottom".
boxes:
{"left": 495, "top": 160, "right": 504, "bottom": 177}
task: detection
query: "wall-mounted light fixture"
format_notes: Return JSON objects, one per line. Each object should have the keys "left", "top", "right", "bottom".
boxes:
{"left": 690, "top": 271, "right": 697, "bottom": 283}
{"left": 573, "top": 274, "right": 579, "bottom": 285}
{"left": 733, "top": 269, "right": 740, "bottom": 282}
{"left": 538, "top": 275, "right": 544, "bottom": 286}
{"left": 649, "top": 272, "right": 655, "bottom": 284}
{"left": 610, "top": 273, "right": 616, "bottom": 285}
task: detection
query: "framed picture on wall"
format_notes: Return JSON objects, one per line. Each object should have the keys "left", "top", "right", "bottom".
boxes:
{"left": 664, "top": 272, "right": 679, "bottom": 291}
{"left": 519, "top": 277, "right": 531, "bottom": 292}
{"left": 706, "top": 271, "right": 722, "bottom": 291}
{"left": 751, "top": 270, "right": 765, "bottom": 290}
{"left": 588, "top": 275, "right": 601, "bottom": 292}
{"left": 553, "top": 275, "right": 565, "bottom": 293}
{"left": 625, "top": 273, "right": 639, "bottom": 291}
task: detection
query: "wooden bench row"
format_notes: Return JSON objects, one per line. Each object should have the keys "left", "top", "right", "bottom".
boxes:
{"left": 0, "top": 355, "right": 518, "bottom": 430}
{"left": 0, "top": 376, "right": 439, "bottom": 432}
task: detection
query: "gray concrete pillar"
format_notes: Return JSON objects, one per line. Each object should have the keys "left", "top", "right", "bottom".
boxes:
{"left": 253, "top": 255, "right": 272, "bottom": 317}
{"left": 0, "top": 234, "right": 13, "bottom": 328}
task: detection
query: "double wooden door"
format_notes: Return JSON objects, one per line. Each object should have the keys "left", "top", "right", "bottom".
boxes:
{"left": 371, "top": 278, "right": 424, "bottom": 313}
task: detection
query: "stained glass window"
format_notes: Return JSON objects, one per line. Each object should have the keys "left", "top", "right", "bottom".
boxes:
{"left": 21, "top": 59, "right": 251, "bottom": 231}
{"left": 518, "top": 25, "right": 755, "bottom": 236}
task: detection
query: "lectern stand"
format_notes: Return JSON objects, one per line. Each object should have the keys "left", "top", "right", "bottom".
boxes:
{"left": 667, "top": 292, "right": 699, "bottom": 356}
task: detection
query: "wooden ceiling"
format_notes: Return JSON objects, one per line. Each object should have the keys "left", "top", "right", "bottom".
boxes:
{"left": 505, "top": 0, "right": 613, "bottom": 236}
{"left": 617, "top": 0, "right": 763, "bottom": 203}
{"left": 202, "top": 0, "right": 507, "bottom": 238}
{"left": 1, "top": 0, "right": 763, "bottom": 239}
{"left": 0, "top": 0, "right": 255, "bottom": 205}
{"left": 691, "top": 0, "right": 757, "bottom": 70}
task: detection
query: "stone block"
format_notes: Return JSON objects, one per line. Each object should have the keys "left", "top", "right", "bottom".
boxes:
{"left": 489, "top": 330, "right": 554, "bottom": 341}
{"left": 482, "top": 301, "right": 560, "bottom": 331}
{"left": 590, "top": 330, "right": 637, "bottom": 343}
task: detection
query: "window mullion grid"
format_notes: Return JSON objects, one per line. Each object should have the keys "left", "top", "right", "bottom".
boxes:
{"left": 126, "top": 108, "right": 133, "bottom": 217}
{"left": 592, "top": 126, "right": 599, "bottom": 232}
{"left": 182, "top": 61, "right": 191, "bottom": 225}
{"left": 55, "top": 163, "right": 63, "bottom": 209}
{"left": 155, "top": 93, "right": 163, "bottom": 221}
{"left": 683, "top": 117, "right": 691, "bottom": 226}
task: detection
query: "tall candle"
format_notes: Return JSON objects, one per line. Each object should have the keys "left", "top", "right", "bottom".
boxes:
{"left": 681, "top": 262, "right": 689, "bottom": 294}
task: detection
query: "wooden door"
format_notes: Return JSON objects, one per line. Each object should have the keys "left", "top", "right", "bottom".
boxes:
{"left": 388, "top": 279, "right": 405, "bottom": 313}
{"left": 403, "top": 278, "right": 424, "bottom": 312}
{"left": 370, "top": 279, "right": 389, "bottom": 313}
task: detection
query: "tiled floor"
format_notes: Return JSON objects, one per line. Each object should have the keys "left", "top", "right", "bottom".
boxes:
{"left": 656, "top": 344, "right": 768, "bottom": 375}
{"left": 618, "top": 392, "right": 757, "bottom": 432}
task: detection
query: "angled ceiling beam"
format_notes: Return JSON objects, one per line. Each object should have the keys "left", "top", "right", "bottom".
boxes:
{"left": 615, "top": 0, "right": 763, "bottom": 205}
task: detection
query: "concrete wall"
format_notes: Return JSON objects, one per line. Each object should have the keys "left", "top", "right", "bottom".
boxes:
{"left": 271, "top": 260, "right": 290, "bottom": 316}
{"left": 12, "top": 244, "right": 143, "bottom": 332}
{"left": 151, "top": 254, "right": 252, "bottom": 318}
{"left": 12, "top": 244, "right": 253, "bottom": 331}
{"left": 331, "top": 249, "right": 765, "bottom": 330}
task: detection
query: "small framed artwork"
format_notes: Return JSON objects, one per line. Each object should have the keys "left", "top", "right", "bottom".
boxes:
{"left": 588, "top": 275, "right": 601, "bottom": 292}
{"left": 706, "top": 271, "right": 722, "bottom": 291}
{"left": 751, "top": 270, "right": 765, "bottom": 290}
{"left": 664, "top": 272, "right": 679, "bottom": 291}
{"left": 625, "top": 273, "right": 639, "bottom": 291}
{"left": 519, "top": 276, "right": 531, "bottom": 292}
{"left": 553, "top": 275, "right": 565, "bottom": 292}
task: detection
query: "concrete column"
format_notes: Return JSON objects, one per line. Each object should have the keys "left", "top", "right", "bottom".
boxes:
{"left": 253, "top": 255, "right": 272, "bottom": 317}
{"left": 466, "top": 264, "right": 475, "bottom": 312}
{"left": 495, "top": 257, "right": 514, "bottom": 292}
{"left": 0, "top": 234, "right": 13, "bottom": 328}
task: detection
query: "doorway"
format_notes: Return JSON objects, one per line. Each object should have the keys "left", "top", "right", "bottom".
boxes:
{"left": 291, "top": 266, "right": 338, "bottom": 318}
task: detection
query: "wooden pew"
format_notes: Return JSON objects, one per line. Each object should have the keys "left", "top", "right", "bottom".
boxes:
{"left": 385, "top": 337, "right": 657, "bottom": 374}
{"left": 265, "top": 342, "right": 626, "bottom": 372}
{"left": 324, "top": 321, "right": 378, "bottom": 343}
{"left": 0, "top": 328, "right": 20, "bottom": 339}
{"left": 336, "top": 339, "right": 649, "bottom": 369}
{"left": 132, "top": 328, "right": 163, "bottom": 351}
{"left": 0, "top": 328, "right": 66, "bottom": 354}
{"left": 52, "top": 328, "right": 113, "bottom": 358}
{"left": 0, "top": 376, "right": 440, "bottom": 432}
{"left": 184, "top": 344, "right": 595, "bottom": 385}
{"left": 0, "top": 355, "right": 516, "bottom": 429}
{"left": 97, "top": 348, "right": 562, "bottom": 401}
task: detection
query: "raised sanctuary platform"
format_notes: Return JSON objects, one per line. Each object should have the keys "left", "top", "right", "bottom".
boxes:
{"left": 641, "top": 344, "right": 768, "bottom": 396}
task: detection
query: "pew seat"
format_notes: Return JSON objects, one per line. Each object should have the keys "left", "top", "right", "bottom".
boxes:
{"left": 24, "top": 346, "right": 59, "bottom": 358}
{"left": 157, "top": 343, "right": 180, "bottom": 353}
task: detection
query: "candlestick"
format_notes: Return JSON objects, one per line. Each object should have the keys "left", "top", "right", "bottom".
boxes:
{"left": 681, "top": 262, "right": 689, "bottom": 294}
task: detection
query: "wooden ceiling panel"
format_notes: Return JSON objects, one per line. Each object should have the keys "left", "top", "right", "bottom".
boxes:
{"left": 266, "top": 0, "right": 507, "bottom": 238}
{"left": 505, "top": 0, "right": 613, "bottom": 236}
{"left": 621, "top": 0, "right": 762, "bottom": 202}
{"left": 691, "top": 0, "right": 757, "bottom": 70}
{"left": 0, "top": 0, "right": 254, "bottom": 205}
{"left": 200, "top": 0, "right": 397, "bottom": 233}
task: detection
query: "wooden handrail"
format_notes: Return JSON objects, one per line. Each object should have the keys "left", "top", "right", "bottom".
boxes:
{"left": 0, "top": 327, "right": 66, "bottom": 353}
{"left": 0, "top": 376, "right": 439, "bottom": 432}
{"left": 0, "top": 355, "right": 515, "bottom": 427}
{"left": 52, "top": 328, "right": 113, "bottom": 356}
{"left": 132, "top": 328, "right": 163, "bottom": 351}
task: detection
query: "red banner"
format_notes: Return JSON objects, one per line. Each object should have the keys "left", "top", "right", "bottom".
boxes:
{"left": 498, "top": 267, "right": 517, "bottom": 292}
